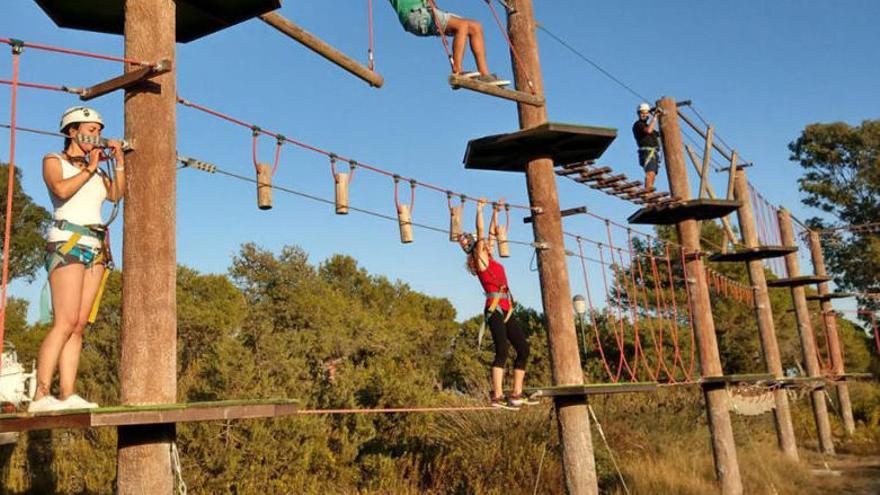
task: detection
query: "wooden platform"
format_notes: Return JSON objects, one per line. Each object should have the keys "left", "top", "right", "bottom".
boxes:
{"left": 773, "top": 376, "right": 825, "bottom": 389}
{"left": 806, "top": 292, "right": 854, "bottom": 301}
{"left": 35, "top": 0, "right": 281, "bottom": 43}
{"left": 628, "top": 198, "right": 741, "bottom": 225}
{"left": 0, "top": 399, "right": 299, "bottom": 433}
{"left": 524, "top": 382, "right": 657, "bottom": 398}
{"left": 700, "top": 373, "right": 776, "bottom": 388}
{"left": 708, "top": 245, "right": 798, "bottom": 262}
{"left": 464, "top": 122, "right": 617, "bottom": 173}
{"left": 766, "top": 275, "right": 832, "bottom": 288}
{"left": 825, "top": 372, "right": 874, "bottom": 382}
{"left": 449, "top": 74, "right": 545, "bottom": 107}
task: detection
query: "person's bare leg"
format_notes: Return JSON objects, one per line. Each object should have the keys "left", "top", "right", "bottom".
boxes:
{"left": 34, "top": 264, "right": 84, "bottom": 401}
{"left": 58, "top": 263, "right": 104, "bottom": 399}
{"left": 466, "top": 20, "right": 490, "bottom": 75}
{"left": 645, "top": 171, "right": 656, "bottom": 190}
{"left": 492, "top": 366, "right": 505, "bottom": 399}
{"left": 445, "top": 17, "right": 468, "bottom": 74}
{"left": 512, "top": 369, "right": 525, "bottom": 396}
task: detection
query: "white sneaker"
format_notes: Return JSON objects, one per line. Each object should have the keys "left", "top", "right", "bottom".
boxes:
{"left": 60, "top": 394, "right": 99, "bottom": 410}
{"left": 27, "top": 396, "right": 64, "bottom": 413}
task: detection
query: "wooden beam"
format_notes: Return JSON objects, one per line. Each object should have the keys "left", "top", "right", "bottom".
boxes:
{"left": 525, "top": 382, "right": 657, "bottom": 397}
{"left": 656, "top": 97, "right": 743, "bottom": 494}
{"left": 507, "top": 2, "right": 597, "bottom": 493}
{"left": 523, "top": 206, "right": 587, "bottom": 224}
{"left": 80, "top": 59, "right": 172, "bottom": 101}
{"left": 119, "top": 2, "right": 177, "bottom": 492}
{"left": 685, "top": 144, "right": 738, "bottom": 250}
{"left": 260, "top": 12, "right": 384, "bottom": 88}
{"left": 449, "top": 74, "right": 545, "bottom": 107}
{"left": 698, "top": 126, "right": 714, "bottom": 198}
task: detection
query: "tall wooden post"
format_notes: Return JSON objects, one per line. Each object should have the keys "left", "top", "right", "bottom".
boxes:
{"left": 118, "top": 0, "right": 177, "bottom": 492}
{"left": 807, "top": 231, "right": 855, "bottom": 435}
{"left": 732, "top": 169, "right": 799, "bottom": 460}
{"left": 656, "top": 97, "right": 743, "bottom": 495}
{"left": 777, "top": 209, "right": 835, "bottom": 454}
{"left": 507, "top": 2, "right": 598, "bottom": 493}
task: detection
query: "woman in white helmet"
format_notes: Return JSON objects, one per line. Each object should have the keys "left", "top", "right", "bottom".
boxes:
{"left": 28, "top": 106, "right": 125, "bottom": 412}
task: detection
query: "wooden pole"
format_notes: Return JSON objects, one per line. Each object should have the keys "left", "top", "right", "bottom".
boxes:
{"left": 119, "top": 0, "right": 177, "bottom": 493}
{"left": 259, "top": 12, "right": 384, "bottom": 88}
{"left": 698, "top": 126, "right": 714, "bottom": 199}
{"left": 507, "top": 2, "right": 598, "bottom": 493}
{"left": 808, "top": 231, "right": 856, "bottom": 435}
{"left": 656, "top": 96, "right": 743, "bottom": 495}
{"left": 777, "top": 209, "right": 835, "bottom": 454}
{"left": 732, "top": 169, "right": 799, "bottom": 460}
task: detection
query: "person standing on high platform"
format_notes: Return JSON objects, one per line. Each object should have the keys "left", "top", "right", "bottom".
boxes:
{"left": 388, "top": 0, "right": 509, "bottom": 85}
{"left": 632, "top": 102, "right": 662, "bottom": 191}
{"left": 28, "top": 106, "right": 125, "bottom": 413}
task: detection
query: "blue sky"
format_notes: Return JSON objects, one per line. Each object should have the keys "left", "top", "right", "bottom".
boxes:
{"left": 2, "top": 1, "right": 878, "bottom": 324}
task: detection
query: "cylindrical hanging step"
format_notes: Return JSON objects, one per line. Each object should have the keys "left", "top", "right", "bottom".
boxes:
{"left": 496, "top": 224, "right": 510, "bottom": 258}
{"left": 448, "top": 193, "right": 464, "bottom": 242}
{"left": 256, "top": 162, "right": 272, "bottom": 210}
{"left": 394, "top": 176, "right": 416, "bottom": 244}
{"left": 335, "top": 172, "right": 350, "bottom": 214}
{"left": 397, "top": 204, "right": 413, "bottom": 243}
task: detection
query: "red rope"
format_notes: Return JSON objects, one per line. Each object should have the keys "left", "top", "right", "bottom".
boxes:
{"left": 872, "top": 313, "right": 879, "bottom": 355}
{"left": 0, "top": 48, "right": 21, "bottom": 369}
{"left": 604, "top": 223, "right": 638, "bottom": 381}
{"left": 597, "top": 244, "right": 632, "bottom": 381}
{"left": 367, "top": 0, "right": 375, "bottom": 71}
{"left": 0, "top": 38, "right": 154, "bottom": 67}
{"left": 630, "top": 231, "right": 672, "bottom": 381}
{"left": 177, "top": 97, "right": 535, "bottom": 211}
{"left": 297, "top": 405, "right": 497, "bottom": 414}
{"left": 424, "top": 0, "right": 455, "bottom": 70}
{"left": 678, "top": 247, "right": 698, "bottom": 378}
{"left": 484, "top": 0, "right": 536, "bottom": 94}
{"left": 0, "top": 78, "right": 80, "bottom": 94}
{"left": 575, "top": 237, "right": 615, "bottom": 381}
{"left": 393, "top": 177, "right": 416, "bottom": 213}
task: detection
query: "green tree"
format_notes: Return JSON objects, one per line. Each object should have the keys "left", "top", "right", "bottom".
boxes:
{"left": 0, "top": 163, "right": 52, "bottom": 283}
{"left": 788, "top": 121, "right": 880, "bottom": 309}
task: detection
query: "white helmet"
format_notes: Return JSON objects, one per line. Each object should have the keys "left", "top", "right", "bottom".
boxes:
{"left": 637, "top": 103, "right": 651, "bottom": 113}
{"left": 59, "top": 106, "right": 104, "bottom": 133}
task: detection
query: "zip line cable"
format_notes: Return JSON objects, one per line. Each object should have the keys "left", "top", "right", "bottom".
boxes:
{"left": 536, "top": 24, "right": 649, "bottom": 102}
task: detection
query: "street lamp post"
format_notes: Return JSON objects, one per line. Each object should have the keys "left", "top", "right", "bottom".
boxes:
{"left": 573, "top": 295, "right": 588, "bottom": 362}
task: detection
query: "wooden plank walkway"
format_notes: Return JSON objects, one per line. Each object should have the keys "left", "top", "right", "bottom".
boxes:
{"left": 524, "top": 382, "right": 657, "bottom": 398}
{"left": 0, "top": 399, "right": 299, "bottom": 433}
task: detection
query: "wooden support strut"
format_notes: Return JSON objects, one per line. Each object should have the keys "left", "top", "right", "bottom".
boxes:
{"left": 731, "top": 168, "right": 799, "bottom": 460}
{"left": 259, "top": 12, "right": 384, "bottom": 88}
{"left": 448, "top": 73, "right": 545, "bottom": 107}
{"left": 656, "top": 97, "right": 743, "bottom": 495}
{"left": 506, "top": 2, "right": 598, "bottom": 493}
{"left": 80, "top": 59, "right": 172, "bottom": 101}
{"left": 807, "top": 230, "right": 856, "bottom": 435}
{"left": 778, "top": 208, "right": 835, "bottom": 455}
{"left": 684, "top": 144, "right": 738, "bottom": 249}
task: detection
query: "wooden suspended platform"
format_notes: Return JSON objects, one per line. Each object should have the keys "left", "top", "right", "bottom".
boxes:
{"left": 554, "top": 161, "right": 677, "bottom": 207}
{"left": 628, "top": 198, "right": 741, "bottom": 225}
{"left": 464, "top": 122, "right": 616, "bottom": 173}
{"left": 524, "top": 382, "right": 657, "bottom": 398}
{"left": 35, "top": 0, "right": 281, "bottom": 43}
{"left": 766, "top": 275, "right": 832, "bottom": 288}
{"left": 449, "top": 74, "right": 544, "bottom": 107}
{"left": 806, "top": 292, "right": 855, "bottom": 301}
{"left": 0, "top": 399, "right": 299, "bottom": 434}
{"left": 774, "top": 376, "right": 825, "bottom": 390}
{"left": 708, "top": 245, "right": 798, "bottom": 262}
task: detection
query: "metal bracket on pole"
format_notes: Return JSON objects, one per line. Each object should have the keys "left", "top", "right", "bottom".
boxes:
{"left": 532, "top": 241, "right": 550, "bottom": 250}
{"left": 523, "top": 205, "right": 586, "bottom": 224}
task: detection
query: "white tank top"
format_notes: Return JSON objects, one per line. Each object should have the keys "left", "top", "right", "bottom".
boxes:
{"left": 45, "top": 153, "right": 107, "bottom": 248}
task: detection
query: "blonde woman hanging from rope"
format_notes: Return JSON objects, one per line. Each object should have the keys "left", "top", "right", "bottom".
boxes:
{"left": 28, "top": 106, "right": 125, "bottom": 413}
{"left": 459, "top": 198, "right": 537, "bottom": 410}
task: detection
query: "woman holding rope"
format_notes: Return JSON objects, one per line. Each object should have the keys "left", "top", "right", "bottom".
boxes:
{"left": 459, "top": 199, "right": 536, "bottom": 410}
{"left": 28, "top": 106, "right": 125, "bottom": 413}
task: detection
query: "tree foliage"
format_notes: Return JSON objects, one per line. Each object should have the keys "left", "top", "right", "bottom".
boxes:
{"left": 0, "top": 163, "right": 52, "bottom": 282}
{"left": 789, "top": 121, "right": 880, "bottom": 310}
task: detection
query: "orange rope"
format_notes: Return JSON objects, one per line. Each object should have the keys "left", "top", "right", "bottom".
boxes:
{"left": 0, "top": 45, "right": 21, "bottom": 369}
